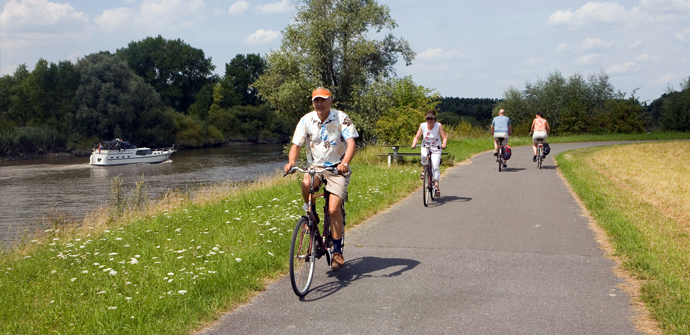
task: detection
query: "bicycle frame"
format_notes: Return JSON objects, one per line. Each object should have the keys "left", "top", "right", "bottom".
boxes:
{"left": 536, "top": 139, "right": 544, "bottom": 169}
{"left": 421, "top": 144, "right": 440, "bottom": 206}
{"left": 496, "top": 137, "right": 505, "bottom": 172}
{"left": 287, "top": 166, "right": 344, "bottom": 266}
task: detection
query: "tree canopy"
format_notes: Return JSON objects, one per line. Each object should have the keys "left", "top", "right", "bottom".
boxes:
{"left": 254, "top": 0, "right": 415, "bottom": 126}
{"left": 116, "top": 35, "right": 217, "bottom": 113}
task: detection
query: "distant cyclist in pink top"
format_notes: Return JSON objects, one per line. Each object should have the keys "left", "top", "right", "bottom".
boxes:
{"left": 529, "top": 111, "right": 550, "bottom": 162}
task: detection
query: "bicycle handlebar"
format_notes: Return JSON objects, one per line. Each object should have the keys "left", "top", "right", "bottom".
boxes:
{"left": 283, "top": 166, "right": 337, "bottom": 177}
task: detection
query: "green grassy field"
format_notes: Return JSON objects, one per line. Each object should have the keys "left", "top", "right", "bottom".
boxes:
{"left": 556, "top": 142, "right": 690, "bottom": 335}
{"left": 1, "top": 132, "right": 689, "bottom": 334}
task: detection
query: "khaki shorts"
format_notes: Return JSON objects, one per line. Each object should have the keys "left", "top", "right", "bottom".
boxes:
{"left": 313, "top": 166, "right": 351, "bottom": 201}
{"left": 494, "top": 132, "right": 509, "bottom": 144}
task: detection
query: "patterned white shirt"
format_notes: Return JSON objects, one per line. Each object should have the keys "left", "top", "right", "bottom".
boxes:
{"left": 292, "top": 109, "right": 359, "bottom": 167}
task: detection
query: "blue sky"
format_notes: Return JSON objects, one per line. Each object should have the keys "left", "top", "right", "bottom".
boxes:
{"left": 1, "top": 0, "right": 688, "bottom": 102}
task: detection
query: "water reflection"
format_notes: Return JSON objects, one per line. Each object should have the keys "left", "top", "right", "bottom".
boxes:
{"left": 0, "top": 144, "right": 286, "bottom": 245}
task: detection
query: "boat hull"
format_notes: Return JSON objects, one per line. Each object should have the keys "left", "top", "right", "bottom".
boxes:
{"left": 90, "top": 150, "right": 175, "bottom": 166}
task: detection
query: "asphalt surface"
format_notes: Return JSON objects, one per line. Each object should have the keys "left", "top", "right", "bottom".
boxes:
{"left": 203, "top": 142, "right": 641, "bottom": 335}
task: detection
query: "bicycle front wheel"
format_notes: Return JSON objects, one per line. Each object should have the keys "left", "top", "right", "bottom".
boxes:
{"left": 422, "top": 165, "right": 429, "bottom": 207}
{"left": 289, "top": 217, "right": 316, "bottom": 297}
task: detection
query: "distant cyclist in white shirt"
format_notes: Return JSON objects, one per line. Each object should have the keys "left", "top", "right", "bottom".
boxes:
{"left": 491, "top": 109, "right": 512, "bottom": 166}
{"left": 411, "top": 110, "right": 447, "bottom": 197}
{"left": 284, "top": 87, "right": 358, "bottom": 270}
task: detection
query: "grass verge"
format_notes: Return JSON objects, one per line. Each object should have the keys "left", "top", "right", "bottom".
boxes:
{"left": 556, "top": 142, "right": 690, "bottom": 335}
{"left": 1, "top": 132, "right": 689, "bottom": 334}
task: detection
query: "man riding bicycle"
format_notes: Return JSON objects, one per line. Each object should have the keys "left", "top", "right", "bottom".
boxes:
{"left": 491, "top": 109, "right": 512, "bottom": 168}
{"left": 283, "top": 87, "right": 358, "bottom": 270}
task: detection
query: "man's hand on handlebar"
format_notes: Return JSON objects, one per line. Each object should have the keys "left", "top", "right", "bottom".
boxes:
{"left": 336, "top": 163, "right": 348, "bottom": 175}
{"left": 283, "top": 163, "right": 294, "bottom": 174}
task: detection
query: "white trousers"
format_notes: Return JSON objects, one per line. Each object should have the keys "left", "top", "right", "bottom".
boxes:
{"left": 421, "top": 147, "right": 441, "bottom": 181}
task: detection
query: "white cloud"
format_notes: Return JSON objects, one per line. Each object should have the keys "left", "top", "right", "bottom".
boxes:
{"left": 0, "top": 0, "right": 92, "bottom": 51}
{"left": 525, "top": 57, "right": 546, "bottom": 66}
{"left": 0, "top": 0, "right": 90, "bottom": 33}
{"left": 555, "top": 43, "right": 572, "bottom": 52}
{"left": 579, "top": 38, "right": 613, "bottom": 50}
{"left": 228, "top": 1, "right": 249, "bottom": 15}
{"left": 94, "top": 8, "right": 134, "bottom": 32}
{"left": 576, "top": 53, "right": 600, "bottom": 64}
{"left": 655, "top": 74, "right": 675, "bottom": 83}
{"left": 245, "top": 29, "right": 281, "bottom": 44}
{"left": 1, "top": 64, "right": 18, "bottom": 76}
{"left": 94, "top": 0, "right": 205, "bottom": 32}
{"left": 547, "top": 0, "right": 688, "bottom": 30}
{"left": 140, "top": 0, "right": 205, "bottom": 30}
{"left": 548, "top": 2, "right": 627, "bottom": 28}
{"left": 255, "top": 0, "right": 293, "bottom": 14}
{"left": 628, "top": 40, "right": 643, "bottom": 49}
{"left": 676, "top": 28, "right": 690, "bottom": 41}
{"left": 606, "top": 61, "right": 639, "bottom": 74}
{"left": 417, "top": 48, "right": 463, "bottom": 60}
{"left": 636, "top": 54, "right": 661, "bottom": 61}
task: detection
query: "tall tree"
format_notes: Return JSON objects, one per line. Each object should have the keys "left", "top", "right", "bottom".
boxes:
{"left": 254, "top": 0, "right": 415, "bottom": 125}
{"left": 116, "top": 35, "right": 217, "bottom": 113}
{"left": 222, "top": 54, "right": 266, "bottom": 107}
{"left": 72, "top": 53, "right": 174, "bottom": 145}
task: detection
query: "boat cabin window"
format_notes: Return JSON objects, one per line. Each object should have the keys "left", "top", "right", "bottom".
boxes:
{"left": 135, "top": 149, "right": 153, "bottom": 156}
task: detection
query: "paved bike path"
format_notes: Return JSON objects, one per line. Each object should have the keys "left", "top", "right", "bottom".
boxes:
{"left": 204, "top": 142, "right": 642, "bottom": 334}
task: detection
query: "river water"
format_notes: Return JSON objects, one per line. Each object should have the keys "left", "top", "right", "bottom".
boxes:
{"left": 0, "top": 144, "right": 286, "bottom": 246}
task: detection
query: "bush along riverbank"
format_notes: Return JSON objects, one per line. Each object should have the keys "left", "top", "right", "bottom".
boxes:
{"left": 1, "top": 132, "right": 689, "bottom": 334}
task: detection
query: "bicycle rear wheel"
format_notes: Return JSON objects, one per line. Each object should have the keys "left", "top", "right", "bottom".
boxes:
{"left": 538, "top": 147, "right": 543, "bottom": 169}
{"left": 289, "top": 217, "right": 316, "bottom": 297}
{"left": 498, "top": 148, "right": 503, "bottom": 172}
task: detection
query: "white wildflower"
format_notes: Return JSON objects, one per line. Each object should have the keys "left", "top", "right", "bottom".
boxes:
{"left": 97, "top": 291, "right": 106, "bottom": 294}
{"left": 108, "top": 306, "right": 117, "bottom": 310}
{"left": 109, "top": 269, "right": 118, "bottom": 276}
{"left": 130, "top": 258, "right": 139, "bottom": 265}
{"left": 168, "top": 279, "right": 174, "bottom": 283}
{"left": 108, "top": 253, "right": 118, "bottom": 256}
{"left": 268, "top": 252, "right": 274, "bottom": 256}
{"left": 126, "top": 297, "right": 132, "bottom": 300}
{"left": 71, "top": 278, "right": 77, "bottom": 282}
{"left": 178, "top": 290, "right": 187, "bottom": 295}
{"left": 235, "top": 258, "right": 242, "bottom": 262}
{"left": 82, "top": 270, "right": 88, "bottom": 274}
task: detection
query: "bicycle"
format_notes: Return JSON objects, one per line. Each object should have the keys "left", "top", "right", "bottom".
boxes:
{"left": 495, "top": 137, "right": 507, "bottom": 172}
{"left": 535, "top": 138, "right": 544, "bottom": 169}
{"left": 284, "top": 166, "right": 346, "bottom": 297}
{"left": 418, "top": 143, "right": 440, "bottom": 207}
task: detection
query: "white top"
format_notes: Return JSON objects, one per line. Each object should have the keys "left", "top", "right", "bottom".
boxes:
{"left": 420, "top": 122, "right": 442, "bottom": 150}
{"left": 292, "top": 109, "right": 359, "bottom": 167}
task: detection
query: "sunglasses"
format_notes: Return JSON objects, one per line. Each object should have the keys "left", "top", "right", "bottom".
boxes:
{"left": 426, "top": 117, "right": 435, "bottom": 120}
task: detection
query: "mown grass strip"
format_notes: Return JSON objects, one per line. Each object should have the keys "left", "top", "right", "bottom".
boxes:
{"left": 556, "top": 142, "right": 690, "bottom": 335}
{"left": 1, "top": 132, "right": 689, "bottom": 334}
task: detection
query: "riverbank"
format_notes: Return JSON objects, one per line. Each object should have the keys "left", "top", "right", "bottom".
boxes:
{"left": 2, "top": 132, "right": 689, "bottom": 334}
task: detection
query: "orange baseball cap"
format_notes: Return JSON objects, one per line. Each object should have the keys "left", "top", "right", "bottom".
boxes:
{"left": 312, "top": 87, "right": 331, "bottom": 100}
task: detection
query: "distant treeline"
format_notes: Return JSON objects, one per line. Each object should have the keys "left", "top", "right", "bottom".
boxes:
{"left": 494, "top": 71, "right": 690, "bottom": 135}
{"left": 0, "top": 36, "right": 290, "bottom": 158}
{"left": 436, "top": 97, "right": 499, "bottom": 126}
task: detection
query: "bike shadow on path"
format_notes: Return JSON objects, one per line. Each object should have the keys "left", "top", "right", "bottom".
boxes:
{"left": 299, "top": 256, "right": 420, "bottom": 302}
{"left": 430, "top": 196, "right": 472, "bottom": 206}
{"left": 499, "top": 167, "right": 526, "bottom": 172}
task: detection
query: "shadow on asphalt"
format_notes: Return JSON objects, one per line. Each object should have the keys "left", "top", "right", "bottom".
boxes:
{"left": 299, "top": 256, "right": 420, "bottom": 302}
{"left": 431, "top": 196, "right": 472, "bottom": 206}
{"left": 500, "top": 167, "right": 526, "bottom": 172}
{"left": 539, "top": 165, "right": 559, "bottom": 170}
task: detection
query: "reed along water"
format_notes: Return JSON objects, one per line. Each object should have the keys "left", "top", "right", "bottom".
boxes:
{"left": 0, "top": 144, "right": 285, "bottom": 247}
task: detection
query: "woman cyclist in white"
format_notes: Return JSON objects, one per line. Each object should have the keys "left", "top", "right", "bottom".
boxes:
{"left": 411, "top": 111, "right": 447, "bottom": 197}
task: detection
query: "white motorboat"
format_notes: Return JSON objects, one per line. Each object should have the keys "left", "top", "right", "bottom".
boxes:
{"left": 89, "top": 139, "right": 175, "bottom": 166}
